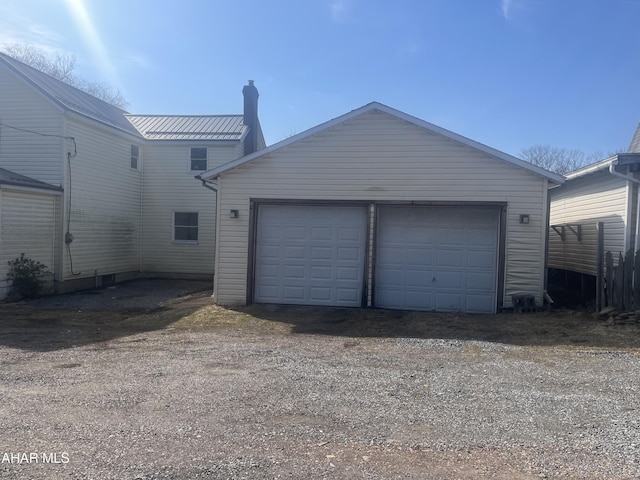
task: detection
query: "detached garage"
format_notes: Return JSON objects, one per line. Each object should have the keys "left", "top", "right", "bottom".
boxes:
{"left": 201, "top": 103, "right": 563, "bottom": 313}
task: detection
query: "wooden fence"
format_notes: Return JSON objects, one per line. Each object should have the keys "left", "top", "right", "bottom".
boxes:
{"left": 602, "top": 249, "right": 640, "bottom": 312}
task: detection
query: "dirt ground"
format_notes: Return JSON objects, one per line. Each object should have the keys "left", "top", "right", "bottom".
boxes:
{"left": 1, "top": 280, "right": 640, "bottom": 479}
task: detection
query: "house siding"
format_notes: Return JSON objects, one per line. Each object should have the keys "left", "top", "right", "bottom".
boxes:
{"left": 213, "top": 110, "right": 549, "bottom": 308}
{"left": 549, "top": 171, "right": 628, "bottom": 276}
{"left": 0, "top": 65, "right": 65, "bottom": 186}
{"left": 140, "top": 143, "right": 237, "bottom": 276}
{"left": 0, "top": 189, "right": 58, "bottom": 299}
{"left": 62, "top": 115, "right": 142, "bottom": 280}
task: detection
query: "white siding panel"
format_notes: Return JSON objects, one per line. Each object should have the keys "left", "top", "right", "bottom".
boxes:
{"left": 549, "top": 172, "right": 628, "bottom": 275}
{"left": 214, "top": 110, "right": 548, "bottom": 307}
{"left": 0, "top": 66, "right": 65, "bottom": 186}
{"left": 0, "top": 190, "right": 57, "bottom": 298}
{"left": 141, "top": 143, "right": 237, "bottom": 275}
{"left": 63, "top": 118, "right": 142, "bottom": 279}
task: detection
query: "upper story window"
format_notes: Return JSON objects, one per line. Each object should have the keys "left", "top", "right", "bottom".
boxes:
{"left": 190, "top": 147, "right": 207, "bottom": 171}
{"left": 130, "top": 145, "right": 140, "bottom": 170}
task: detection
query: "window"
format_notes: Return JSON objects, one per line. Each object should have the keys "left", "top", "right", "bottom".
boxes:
{"left": 173, "top": 212, "right": 199, "bottom": 242}
{"left": 130, "top": 145, "right": 140, "bottom": 170}
{"left": 190, "top": 147, "right": 207, "bottom": 171}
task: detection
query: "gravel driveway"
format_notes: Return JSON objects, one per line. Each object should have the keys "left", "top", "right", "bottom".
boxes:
{"left": 1, "top": 285, "right": 639, "bottom": 479}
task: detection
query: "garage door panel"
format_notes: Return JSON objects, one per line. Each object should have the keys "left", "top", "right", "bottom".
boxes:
{"left": 406, "top": 270, "right": 431, "bottom": 287}
{"left": 254, "top": 205, "right": 367, "bottom": 307}
{"left": 376, "top": 206, "right": 498, "bottom": 313}
{"left": 407, "top": 248, "right": 433, "bottom": 264}
{"left": 311, "top": 246, "right": 333, "bottom": 260}
{"left": 338, "top": 266, "right": 360, "bottom": 281}
{"left": 467, "top": 250, "right": 495, "bottom": 268}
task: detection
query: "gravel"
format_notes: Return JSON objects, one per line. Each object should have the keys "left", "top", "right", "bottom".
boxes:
{"left": 1, "top": 294, "right": 639, "bottom": 478}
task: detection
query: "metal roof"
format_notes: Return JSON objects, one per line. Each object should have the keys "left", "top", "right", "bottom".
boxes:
{"left": 125, "top": 114, "right": 247, "bottom": 141}
{"left": 628, "top": 123, "right": 640, "bottom": 153}
{"left": 201, "top": 102, "right": 565, "bottom": 185}
{"left": 0, "top": 167, "right": 62, "bottom": 192}
{"left": 0, "top": 52, "right": 141, "bottom": 137}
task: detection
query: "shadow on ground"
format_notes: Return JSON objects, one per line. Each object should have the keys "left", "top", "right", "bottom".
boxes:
{"left": 236, "top": 304, "right": 640, "bottom": 349}
{"left": 0, "top": 279, "right": 212, "bottom": 352}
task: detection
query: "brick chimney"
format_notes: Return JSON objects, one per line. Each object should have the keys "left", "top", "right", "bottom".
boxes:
{"left": 242, "top": 80, "right": 259, "bottom": 155}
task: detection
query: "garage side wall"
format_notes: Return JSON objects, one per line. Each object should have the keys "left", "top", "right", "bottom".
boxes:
{"left": 549, "top": 171, "right": 628, "bottom": 276}
{"left": 214, "top": 110, "right": 548, "bottom": 308}
{"left": 0, "top": 189, "right": 58, "bottom": 299}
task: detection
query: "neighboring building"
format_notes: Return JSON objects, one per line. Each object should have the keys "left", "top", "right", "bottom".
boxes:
{"left": 0, "top": 52, "right": 263, "bottom": 298}
{"left": 200, "top": 102, "right": 564, "bottom": 313}
{"left": 548, "top": 154, "right": 640, "bottom": 284}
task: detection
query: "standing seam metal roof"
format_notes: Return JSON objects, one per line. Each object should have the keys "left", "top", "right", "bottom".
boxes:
{"left": 125, "top": 114, "right": 247, "bottom": 141}
{"left": 0, "top": 52, "right": 141, "bottom": 137}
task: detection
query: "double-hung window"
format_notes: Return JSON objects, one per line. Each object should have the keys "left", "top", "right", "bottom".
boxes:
{"left": 173, "top": 212, "right": 199, "bottom": 243}
{"left": 130, "top": 145, "right": 140, "bottom": 170}
{"left": 190, "top": 147, "right": 207, "bottom": 171}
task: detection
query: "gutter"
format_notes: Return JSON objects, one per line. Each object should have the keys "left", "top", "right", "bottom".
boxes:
{"left": 195, "top": 174, "right": 218, "bottom": 192}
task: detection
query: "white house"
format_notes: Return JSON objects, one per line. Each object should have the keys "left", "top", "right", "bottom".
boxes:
{"left": 548, "top": 154, "right": 640, "bottom": 282}
{"left": 0, "top": 52, "right": 263, "bottom": 298}
{"left": 200, "top": 103, "right": 564, "bottom": 313}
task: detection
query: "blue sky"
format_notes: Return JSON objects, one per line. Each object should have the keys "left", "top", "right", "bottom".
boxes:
{"left": 1, "top": 0, "right": 639, "bottom": 157}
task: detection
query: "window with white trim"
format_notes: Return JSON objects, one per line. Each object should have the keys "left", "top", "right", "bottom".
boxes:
{"left": 130, "top": 144, "right": 140, "bottom": 170}
{"left": 173, "top": 212, "right": 199, "bottom": 242}
{"left": 190, "top": 147, "right": 207, "bottom": 171}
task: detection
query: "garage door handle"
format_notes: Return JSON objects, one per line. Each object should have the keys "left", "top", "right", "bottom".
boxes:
{"left": 432, "top": 277, "right": 436, "bottom": 283}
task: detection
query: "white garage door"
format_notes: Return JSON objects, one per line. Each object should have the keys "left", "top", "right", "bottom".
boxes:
{"left": 375, "top": 206, "right": 499, "bottom": 313}
{"left": 254, "top": 204, "right": 368, "bottom": 307}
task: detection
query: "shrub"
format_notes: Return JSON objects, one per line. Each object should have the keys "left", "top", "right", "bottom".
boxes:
{"left": 6, "top": 253, "right": 51, "bottom": 300}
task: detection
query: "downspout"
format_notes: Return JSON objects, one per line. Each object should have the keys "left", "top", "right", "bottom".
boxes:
{"left": 195, "top": 175, "right": 218, "bottom": 299}
{"left": 609, "top": 159, "right": 640, "bottom": 252}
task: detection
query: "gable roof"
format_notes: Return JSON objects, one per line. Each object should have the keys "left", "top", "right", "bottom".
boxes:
{"left": 125, "top": 114, "right": 247, "bottom": 141}
{"left": 200, "top": 102, "right": 565, "bottom": 185}
{"left": 628, "top": 123, "right": 640, "bottom": 153}
{"left": 0, "top": 52, "right": 141, "bottom": 137}
{"left": 0, "top": 167, "right": 62, "bottom": 192}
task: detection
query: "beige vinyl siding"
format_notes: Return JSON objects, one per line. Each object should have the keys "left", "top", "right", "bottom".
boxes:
{"left": 62, "top": 116, "right": 142, "bottom": 280}
{"left": 141, "top": 143, "right": 237, "bottom": 275}
{"left": 549, "top": 171, "right": 628, "bottom": 276}
{"left": 0, "top": 65, "right": 65, "bottom": 186}
{"left": 0, "top": 189, "right": 58, "bottom": 299}
{"left": 214, "top": 109, "right": 549, "bottom": 307}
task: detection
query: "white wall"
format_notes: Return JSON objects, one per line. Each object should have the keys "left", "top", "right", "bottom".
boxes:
{"left": 214, "top": 109, "right": 549, "bottom": 307}
{"left": 0, "top": 189, "right": 58, "bottom": 299}
{"left": 0, "top": 65, "right": 65, "bottom": 186}
{"left": 140, "top": 142, "right": 238, "bottom": 276}
{"left": 549, "top": 171, "right": 629, "bottom": 276}
{"left": 62, "top": 114, "right": 142, "bottom": 280}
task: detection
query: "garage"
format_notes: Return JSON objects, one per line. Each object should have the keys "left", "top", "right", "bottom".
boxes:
{"left": 204, "top": 102, "right": 564, "bottom": 309}
{"left": 253, "top": 204, "right": 368, "bottom": 307}
{"left": 375, "top": 206, "right": 500, "bottom": 313}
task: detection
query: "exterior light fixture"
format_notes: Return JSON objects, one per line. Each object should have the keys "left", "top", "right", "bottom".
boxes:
{"left": 519, "top": 214, "right": 530, "bottom": 224}
{"left": 230, "top": 210, "right": 239, "bottom": 219}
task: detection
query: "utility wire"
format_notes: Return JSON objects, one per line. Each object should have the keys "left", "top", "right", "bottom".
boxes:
{"left": 0, "top": 121, "right": 81, "bottom": 275}
{"left": 0, "top": 121, "right": 76, "bottom": 156}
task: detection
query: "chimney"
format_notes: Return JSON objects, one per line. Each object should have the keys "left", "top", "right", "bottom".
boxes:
{"left": 242, "top": 80, "right": 259, "bottom": 155}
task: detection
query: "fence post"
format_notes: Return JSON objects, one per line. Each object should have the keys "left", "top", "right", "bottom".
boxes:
{"left": 605, "top": 251, "right": 614, "bottom": 307}
{"left": 624, "top": 249, "right": 634, "bottom": 311}
{"left": 596, "top": 222, "right": 604, "bottom": 312}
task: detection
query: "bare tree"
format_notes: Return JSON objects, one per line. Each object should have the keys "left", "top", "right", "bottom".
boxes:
{"left": 520, "top": 145, "right": 587, "bottom": 175}
{"left": 2, "top": 43, "right": 128, "bottom": 109}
